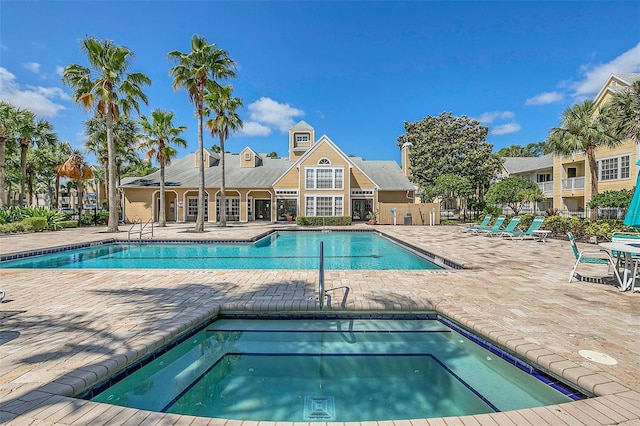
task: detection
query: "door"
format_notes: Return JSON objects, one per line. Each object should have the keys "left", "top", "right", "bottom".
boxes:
{"left": 254, "top": 199, "right": 271, "bottom": 221}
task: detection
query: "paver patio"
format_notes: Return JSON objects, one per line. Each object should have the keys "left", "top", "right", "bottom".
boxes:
{"left": 0, "top": 223, "right": 638, "bottom": 425}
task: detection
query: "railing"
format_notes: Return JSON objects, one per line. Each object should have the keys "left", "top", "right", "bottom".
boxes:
{"left": 562, "top": 177, "right": 585, "bottom": 191}
{"left": 318, "top": 241, "right": 325, "bottom": 310}
{"left": 127, "top": 218, "right": 154, "bottom": 242}
{"left": 537, "top": 181, "right": 554, "bottom": 196}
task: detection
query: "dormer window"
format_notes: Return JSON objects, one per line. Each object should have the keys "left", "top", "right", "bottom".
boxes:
{"left": 296, "top": 134, "right": 310, "bottom": 143}
{"left": 318, "top": 158, "right": 331, "bottom": 165}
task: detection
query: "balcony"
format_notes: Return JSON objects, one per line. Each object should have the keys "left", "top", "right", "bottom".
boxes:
{"left": 537, "top": 181, "right": 554, "bottom": 196}
{"left": 562, "top": 177, "right": 585, "bottom": 191}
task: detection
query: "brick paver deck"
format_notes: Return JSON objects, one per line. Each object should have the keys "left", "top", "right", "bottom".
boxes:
{"left": 0, "top": 223, "right": 638, "bottom": 425}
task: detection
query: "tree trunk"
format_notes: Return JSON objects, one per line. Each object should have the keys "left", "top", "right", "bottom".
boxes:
{"left": 587, "top": 143, "right": 599, "bottom": 220}
{"left": 54, "top": 174, "right": 60, "bottom": 209}
{"left": 103, "top": 159, "right": 109, "bottom": 210}
{"left": 195, "top": 84, "right": 205, "bottom": 232}
{"left": 77, "top": 176, "right": 84, "bottom": 226}
{"left": 0, "top": 138, "right": 6, "bottom": 208}
{"left": 220, "top": 136, "right": 227, "bottom": 227}
{"left": 19, "top": 141, "right": 28, "bottom": 206}
{"left": 159, "top": 161, "right": 166, "bottom": 227}
{"left": 27, "top": 168, "right": 34, "bottom": 206}
{"left": 106, "top": 104, "right": 119, "bottom": 232}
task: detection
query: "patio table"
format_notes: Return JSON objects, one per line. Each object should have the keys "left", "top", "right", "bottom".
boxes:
{"left": 599, "top": 241, "right": 640, "bottom": 291}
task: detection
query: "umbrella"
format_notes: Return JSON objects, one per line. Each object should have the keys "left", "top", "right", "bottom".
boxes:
{"left": 623, "top": 160, "right": 640, "bottom": 228}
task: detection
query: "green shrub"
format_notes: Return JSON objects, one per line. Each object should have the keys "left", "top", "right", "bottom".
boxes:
{"left": 22, "top": 217, "right": 47, "bottom": 231}
{"left": 58, "top": 220, "right": 79, "bottom": 228}
{"left": 21, "top": 207, "right": 64, "bottom": 230}
{"left": 295, "top": 216, "right": 352, "bottom": 226}
{"left": 543, "top": 216, "right": 587, "bottom": 239}
{"left": 441, "top": 219, "right": 458, "bottom": 225}
{"left": 518, "top": 213, "right": 536, "bottom": 231}
{"left": 0, "top": 221, "right": 31, "bottom": 233}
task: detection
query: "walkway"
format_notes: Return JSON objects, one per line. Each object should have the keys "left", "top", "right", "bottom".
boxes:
{"left": 0, "top": 223, "right": 638, "bottom": 425}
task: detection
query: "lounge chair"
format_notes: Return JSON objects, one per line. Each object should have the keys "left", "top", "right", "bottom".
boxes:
{"left": 568, "top": 232, "right": 620, "bottom": 283}
{"left": 462, "top": 214, "right": 492, "bottom": 233}
{"left": 499, "top": 216, "right": 545, "bottom": 240}
{"left": 487, "top": 216, "right": 520, "bottom": 237}
{"left": 470, "top": 215, "right": 506, "bottom": 235}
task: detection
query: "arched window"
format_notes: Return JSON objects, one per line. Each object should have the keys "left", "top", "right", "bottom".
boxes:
{"left": 318, "top": 158, "right": 331, "bottom": 165}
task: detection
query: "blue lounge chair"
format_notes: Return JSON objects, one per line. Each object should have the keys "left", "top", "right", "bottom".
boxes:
{"left": 568, "top": 232, "right": 620, "bottom": 283}
{"left": 500, "top": 216, "right": 545, "bottom": 240}
{"left": 471, "top": 215, "right": 506, "bottom": 235}
{"left": 462, "top": 214, "right": 492, "bottom": 233}
{"left": 487, "top": 216, "right": 520, "bottom": 237}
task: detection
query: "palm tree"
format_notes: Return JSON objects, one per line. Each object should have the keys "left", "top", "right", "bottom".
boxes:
{"left": 205, "top": 84, "right": 243, "bottom": 227}
{"left": 85, "top": 115, "right": 140, "bottom": 209}
{"left": 0, "top": 102, "right": 22, "bottom": 207}
{"left": 607, "top": 80, "right": 640, "bottom": 143}
{"left": 547, "top": 100, "right": 619, "bottom": 212}
{"left": 139, "top": 109, "right": 187, "bottom": 226}
{"left": 15, "top": 113, "right": 56, "bottom": 206}
{"left": 168, "top": 35, "right": 236, "bottom": 232}
{"left": 62, "top": 36, "right": 151, "bottom": 232}
{"left": 56, "top": 149, "right": 94, "bottom": 224}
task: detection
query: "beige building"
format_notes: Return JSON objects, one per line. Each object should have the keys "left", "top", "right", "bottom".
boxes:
{"left": 502, "top": 73, "right": 639, "bottom": 216}
{"left": 120, "top": 121, "right": 415, "bottom": 223}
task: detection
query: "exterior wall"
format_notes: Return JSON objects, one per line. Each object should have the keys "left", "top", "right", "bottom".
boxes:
{"left": 240, "top": 148, "right": 258, "bottom": 168}
{"left": 299, "top": 143, "right": 351, "bottom": 216}
{"left": 123, "top": 188, "right": 157, "bottom": 222}
{"left": 288, "top": 127, "right": 315, "bottom": 161}
{"left": 378, "top": 202, "right": 440, "bottom": 225}
{"left": 378, "top": 190, "right": 414, "bottom": 204}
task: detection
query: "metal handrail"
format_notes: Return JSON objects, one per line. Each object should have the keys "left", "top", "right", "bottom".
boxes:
{"left": 127, "top": 218, "right": 154, "bottom": 242}
{"left": 319, "top": 241, "right": 325, "bottom": 310}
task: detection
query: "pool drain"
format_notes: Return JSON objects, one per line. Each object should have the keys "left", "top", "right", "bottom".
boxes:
{"left": 304, "top": 396, "right": 335, "bottom": 420}
{"left": 578, "top": 349, "right": 618, "bottom": 365}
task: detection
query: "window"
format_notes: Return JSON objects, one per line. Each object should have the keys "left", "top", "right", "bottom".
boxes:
{"left": 244, "top": 152, "right": 251, "bottom": 161}
{"left": 305, "top": 167, "right": 344, "bottom": 189}
{"left": 567, "top": 168, "right": 577, "bottom": 178}
{"left": 318, "top": 158, "right": 330, "bottom": 165}
{"left": 598, "top": 155, "right": 630, "bottom": 181}
{"left": 295, "top": 134, "right": 309, "bottom": 143}
{"left": 187, "top": 197, "right": 208, "bottom": 218}
{"left": 305, "top": 196, "right": 343, "bottom": 216}
{"left": 536, "top": 173, "right": 552, "bottom": 183}
{"left": 216, "top": 197, "right": 240, "bottom": 220}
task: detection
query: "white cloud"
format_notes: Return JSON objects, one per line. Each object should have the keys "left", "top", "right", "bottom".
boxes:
{"left": 491, "top": 123, "right": 522, "bottom": 136}
{"left": 572, "top": 42, "right": 640, "bottom": 97}
{"left": 0, "top": 43, "right": 7, "bottom": 51}
{"left": 55, "top": 66, "right": 65, "bottom": 76}
{"left": 22, "top": 62, "right": 41, "bottom": 74}
{"left": 247, "top": 97, "right": 304, "bottom": 133}
{"left": 476, "top": 111, "right": 514, "bottom": 124}
{"left": 0, "top": 67, "right": 67, "bottom": 117}
{"left": 240, "top": 121, "right": 272, "bottom": 137}
{"left": 525, "top": 91, "right": 564, "bottom": 106}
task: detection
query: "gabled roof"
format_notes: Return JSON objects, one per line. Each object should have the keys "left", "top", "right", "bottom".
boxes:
{"left": 121, "top": 152, "right": 291, "bottom": 189}
{"left": 290, "top": 120, "right": 314, "bottom": 131}
{"left": 593, "top": 73, "right": 640, "bottom": 107}
{"left": 502, "top": 153, "right": 554, "bottom": 175}
{"left": 121, "top": 133, "right": 414, "bottom": 192}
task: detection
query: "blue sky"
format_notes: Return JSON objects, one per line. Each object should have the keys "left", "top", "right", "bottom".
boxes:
{"left": 1, "top": 1, "right": 639, "bottom": 166}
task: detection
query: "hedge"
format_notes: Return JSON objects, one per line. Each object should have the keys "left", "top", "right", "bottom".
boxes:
{"left": 295, "top": 216, "right": 352, "bottom": 226}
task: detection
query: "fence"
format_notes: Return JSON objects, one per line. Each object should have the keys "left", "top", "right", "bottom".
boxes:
{"left": 378, "top": 202, "right": 440, "bottom": 225}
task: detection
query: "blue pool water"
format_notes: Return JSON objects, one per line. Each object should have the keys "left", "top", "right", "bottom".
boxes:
{"left": 1, "top": 232, "right": 443, "bottom": 270}
{"left": 87, "top": 316, "right": 579, "bottom": 421}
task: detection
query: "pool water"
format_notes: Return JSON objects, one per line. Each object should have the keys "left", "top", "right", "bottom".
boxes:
{"left": 1, "top": 231, "right": 443, "bottom": 270}
{"left": 88, "top": 317, "right": 578, "bottom": 421}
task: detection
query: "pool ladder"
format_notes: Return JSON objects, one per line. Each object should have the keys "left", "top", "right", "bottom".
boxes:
{"left": 127, "top": 218, "right": 154, "bottom": 242}
{"left": 318, "top": 241, "right": 349, "bottom": 310}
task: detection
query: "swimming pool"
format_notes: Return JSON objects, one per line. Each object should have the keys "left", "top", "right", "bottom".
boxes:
{"left": 84, "top": 314, "right": 581, "bottom": 421}
{"left": 1, "top": 231, "right": 448, "bottom": 270}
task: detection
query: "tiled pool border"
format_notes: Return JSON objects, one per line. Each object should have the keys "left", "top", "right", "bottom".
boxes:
{"left": 76, "top": 310, "right": 588, "bottom": 407}
{"left": 0, "top": 229, "right": 464, "bottom": 270}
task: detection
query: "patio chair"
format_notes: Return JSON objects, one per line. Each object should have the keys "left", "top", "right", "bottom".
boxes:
{"left": 462, "top": 214, "right": 492, "bottom": 233}
{"left": 567, "top": 232, "right": 620, "bottom": 283}
{"left": 487, "top": 216, "right": 520, "bottom": 237}
{"left": 500, "top": 216, "right": 546, "bottom": 240}
{"left": 470, "top": 215, "right": 506, "bottom": 235}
